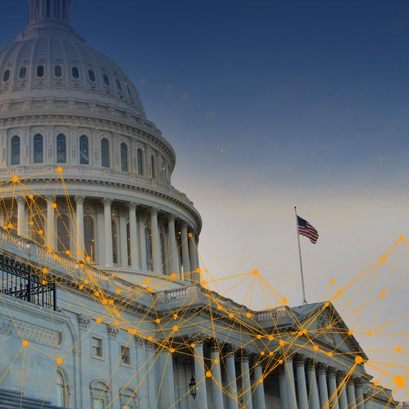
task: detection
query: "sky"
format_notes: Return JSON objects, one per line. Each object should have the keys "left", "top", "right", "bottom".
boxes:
{"left": 1, "top": 0, "right": 409, "bottom": 398}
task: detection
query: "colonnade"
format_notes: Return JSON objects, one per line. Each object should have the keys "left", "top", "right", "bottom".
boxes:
{"left": 279, "top": 355, "right": 366, "bottom": 409}
{"left": 9, "top": 195, "right": 200, "bottom": 281}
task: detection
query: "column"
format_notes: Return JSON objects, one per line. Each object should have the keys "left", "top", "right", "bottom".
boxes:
{"left": 127, "top": 202, "right": 138, "bottom": 268}
{"left": 158, "top": 348, "right": 176, "bottom": 408}
{"left": 193, "top": 341, "right": 208, "bottom": 409}
{"left": 119, "top": 208, "right": 128, "bottom": 266}
{"left": 284, "top": 357, "right": 297, "bottom": 409}
{"left": 346, "top": 380, "right": 356, "bottom": 409}
{"left": 328, "top": 369, "right": 340, "bottom": 409}
{"left": 295, "top": 356, "right": 308, "bottom": 409}
{"left": 134, "top": 337, "right": 149, "bottom": 409}
{"left": 16, "top": 196, "right": 25, "bottom": 237}
{"left": 189, "top": 232, "right": 200, "bottom": 284}
{"left": 181, "top": 222, "right": 191, "bottom": 280}
{"left": 252, "top": 362, "right": 266, "bottom": 409}
{"left": 75, "top": 196, "right": 85, "bottom": 259}
{"left": 45, "top": 195, "right": 55, "bottom": 249}
{"left": 150, "top": 208, "right": 161, "bottom": 272}
{"left": 306, "top": 361, "right": 320, "bottom": 409}
{"left": 167, "top": 214, "right": 179, "bottom": 276}
{"left": 102, "top": 198, "right": 113, "bottom": 267}
{"left": 337, "top": 372, "right": 348, "bottom": 409}
{"left": 355, "top": 381, "right": 365, "bottom": 409}
{"left": 96, "top": 205, "right": 105, "bottom": 265}
{"left": 146, "top": 341, "right": 158, "bottom": 408}
{"left": 210, "top": 343, "right": 224, "bottom": 409}
{"left": 278, "top": 368, "right": 289, "bottom": 409}
{"left": 241, "top": 352, "right": 253, "bottom": 409}
{"left": 318, "top": 364, "right": 329, "bottom": 409}
{"left": 138, "top": 215, "right": 146, "bottom": 270}
{"left": 225, "top": 347, "right": 239, "bottom": 409}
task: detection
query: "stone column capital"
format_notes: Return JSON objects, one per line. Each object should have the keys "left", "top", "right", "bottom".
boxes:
{"left": 317, "top": 362, "right": 328, "bottom": 374}
{"left": 74, "top": 195, "right": 85, "bottom": 204}
{"left": 150, "top": 207, "right": 159, "bottom": 216}
{"left": 168, "top": 213, "right": 176, "bottom": 222}
{"left": 16, "top": 196, "right": 26, "bottom": 204}
{"left": 294, "top": 353, "right": 307, "bottom": 366}
{"left": 101, "top": 198, "right": 113, "bottom": 207}
{"left": 180, "top": 220, "right": 188, "bottom": 229}
{"left": 134, "top": 336, "right": 145, "bottom": 348}
{"left": 107, "top": 324, "right": 119, "bottom": 340}
{"left": 45, "top": 195, "right": 55, "bottom": 203}
{"left": 126, "top": 201, "right": 138, "bottom": 211}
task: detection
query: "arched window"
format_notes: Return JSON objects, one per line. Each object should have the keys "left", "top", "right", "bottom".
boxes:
{"left": 46, "top": 0, "right": 51, "bottom": 17}
{"left": 116, "top": 79, "right": 122, "bottom": 91}
{"left": 103, "top": 74, "right": 110, "bottom": 86}
{"left": 137, "top": 149, "right": 143, "bottom": 175}
{"left": 119, "top": 387, "right": 138, "bottom": 409}
{"left": 88, "top": 70, "right": 96, "bottom": 82}
{"left": 112, "top": 220, "right": 117, "bottom": 264}
{"left": 55, "top": 65, "right": 62, "bottom": 77}
{"left": 57, "top": 215, "right": 70, "bottom": 252}
{"left": 33, "top": 134, "right": 43, "bottom": 163}
{"left": 37, "top": 65, "right": 44, "bottom": 77}
{"left": 79, "top": 136, "right": 89, "bottom": 165}
{"left": 126, "top": 223, "right": 131, "bottom": 266}
{"left": 32, "top": 211, "right": 45, "bottom": 246}
{"left": 145, "top": 228, "right": 152, "bottom": 270}
{"left": 72, "top": 67, "right": 79, "bottom": 79}
{"left": 84, "top": 216, "right": 94, "bottom": 261}
{"left": 19, "top": 67, "right": 27, "bottom": 79}
{"left": 11, "top": 136, "right": 20, "bottom": 165}
{"left": 57, "top": 134, "right": 66, "bottom": 163}
{"left": 56, "top": 371, "right": 69, "bottom": 407}
{"left": 90, "top": 380, "right": 110, "bottom": 409}
{"left": 120, "top": 143, "right": 128, "bottom": 172}
{"left": 126, "top": 84, "right": 132, "bottom": 98}
{"left": 151, "top": 155, "right": 156, "bottom": 178}
{"left": 3, "top": 70, "right": 10, "bottom": 82}
{"left": 101, "top": 139, "right": 109, "bottom": 168}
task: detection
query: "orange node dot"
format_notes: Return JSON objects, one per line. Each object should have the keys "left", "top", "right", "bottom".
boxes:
{"left": 302, "top": 329, "right": 307, "bottom": 334}
{"left": 79, "top": 285, "right": 83, "bottom": 290}
{"left": 12, "top": 176, "right": 18, "bottom": 183}
{"left": 206, "top": 371, "right": 212, "bottom": 378}
{"left": 112, "top": 274, "right": 116, "bottom": 277}
{"left": 78, "top": 250, "right": 82, "bottom": 256}
{"left": 324, "top": 302, "right": 329, "bottom": 307}
{"left": 328, "top": 352, "right": 333, "bottom": 357}
{"left": 395, "top": 376, "right": 405, "bottom": 388}
{"left": 42, "top": 281, "right": 46, "bottom": 285}
{"left": 155, "top": 319, "right": 160, "bottom": 324}
{"left": 84, "top": 280, "right": 89, "bottom": 284}
{"left": 279, "top": 360, "right": 283, "bottom": 364}
{"left": 355, "top": 356, "right": 363, "bottom": 364}
{"left": 29, "top": 194, "right": 33, "bottom": 200}
{"left": 52, "top": 203, "right": 57, "bottom": 208}
{"left": 268, "top": 335, "right": 274, "bottom": 341}
{"left": 56, "top": 358, "right": 63, "bottom": 364}
{"left": 114, "top": 320, "right": 119, "bottom": 325}
{"left": 173, "top": 314, "right": 178, "bottom": 319}
{"left": 42, "top": 268, "right": 47, "bottom": 274}
{"left": 188, "top": 233, "right": 192, "bottom": 238}
{"left": 95, "top": 292, "right": 99, "bottom": 296}
{"left": 57, "top": 167, "right": 63, "bottom": 173}
{"left": 269, "top": 351, "right": 273, "bottom": 356}
{"left": 257, "top": 335, "right": 262, "bottom": 340}
{"left": 214, "top": 359, "right": 219, "bottom": 364}
{"left": 246, "top": 313, "right": 251, "bottom": 318}
{"left": 102, "top": 300, "right": 107, "bottom": 305}
{"left": 261, "top": 352, "right": 265, "bottom": 356}
{"left": 96, "top": 318, "right": 102, "bottom": 324}
{"left": 229, "top": 313, "right": 234, "bottom": 318}
{"left": 368, "top": 332, "right": 372, "bottom": 336}
{"left": 381, "top": 257, "right": 386, "bottom": 262}
{"left": 147, "top": 287, "right": 153, "bottom": 292}
{"left": 330, "top": 278, "right": 335, "bottom": 283}
{"left": 217, "top": 305, "right": 223, "bottom": 310}
{"left": 109, "top": 300, "right": 114, "bottom": 304}
{"left": 337, "top": 290, "right": 342, "bottom": 295}
{"left": 54, "top": 254, "right": 58, "bottom": 259}
{"left": 86, "top": 256, "right": 91, "bottom": 262}
{"left": 66, "top": 250, "right": 70, "bottom": 255}
{"left": 282, "top": 298, "right": 287, "bottom": 304}
{"left": 396, "top": 347, "right": 402, "bottom": 352}
{"left": 201, "top": 281, "right": 206, "bottom": 286}
{"left": 253, "top": 269, "right": 258, "bottom": 275}
{"left": 348, "top": 330, "right": 353, "bottom": 335}
{"left": 399, "top": 236, "right": 404, "bottom": 241}
{"left": 148, "top": 336, "right": 153, "bottom": 341}
{"left": 170, "top": 348, "right": 175, "bottom": 353}
{"left": 374, "top": 380, "right": 379, "bottom": 386}
{"left": 173, "top": 326, "right": 178, "bottom": 332}
{"left": 22, "top": 340, "right": 28, "bottom": 347}
{"left": 314, "top": 345, "right": 319, "bottom": 351}
{"left": 279, "top": 340, "right": 285, "bottom": 346}
{"left": 131, "top": 329, "right": 136, "bottom": 335}
{"left": 116, "top": 289, "right": 121, "bottom": 294}
{"left": 243, "top": 185, "right": 246, "bottom": 188}
{"left": 196, "top": 268, "right": 201, "bottom": 273}
{"left": 79, "top": 264, "right": 84, "bottom": 268}
{"left": 191, "top": 343, "right": 196, "bottom": 348}
{"left": 381, "top": 292, "right": 386, "bottom": 297}
{"left": 171, "top": 273, "right": 177, "bottom": 279}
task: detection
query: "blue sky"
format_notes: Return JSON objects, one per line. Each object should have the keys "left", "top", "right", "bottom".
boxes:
{"left": 1, "top": 0, "right": 409, "bottom": 393}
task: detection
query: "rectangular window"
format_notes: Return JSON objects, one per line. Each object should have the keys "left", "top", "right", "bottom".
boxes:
{"left": 91, "top": 336, "right": 103, "bottom": 358}
{"left": 121, "top": 346, "right": 131, "bottom": 366}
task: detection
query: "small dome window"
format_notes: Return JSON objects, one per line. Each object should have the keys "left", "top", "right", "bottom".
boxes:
{"left": 126, "top": 84, "right": 132, "bottom": 98}
{"left": 3, "top": 70, "right": 10, "bottom": 82}
{"left": 103, "top": 74, "right": 110, "bottom": 86}
{"left": 88, "top": 70, "right": 96, "bottom": 82}
{"left": 37, "top": 65, "right": 44, "bottom": 77}
{"left": 19, "top": 67, "right": 27, "bottom": 79}
{"left": 55, "top": 65, "right": 62, "bottom": 77}
{"left": 72, "top": 67, "right": 79, "bottom": 79}
{"left": 116, "top": 79, "right": 122, "bottom": 91}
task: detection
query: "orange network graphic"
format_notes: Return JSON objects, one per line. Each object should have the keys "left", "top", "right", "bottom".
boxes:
{"left": 0, "top": 168, "right": 408, "bottom": 409}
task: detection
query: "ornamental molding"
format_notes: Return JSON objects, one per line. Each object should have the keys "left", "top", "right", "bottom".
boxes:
{"left": 107, "top": 324, "right": 119, "bottom": 340}
{"left": 0, "top": 317, "right": 62, "bottom": 348}
{"left": 78, "top": 314, "right": 91, "bottom": 330}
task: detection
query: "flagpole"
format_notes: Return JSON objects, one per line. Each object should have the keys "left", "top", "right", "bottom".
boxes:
{"left": 294, "top": 206, "right": 308, "bottom": 305}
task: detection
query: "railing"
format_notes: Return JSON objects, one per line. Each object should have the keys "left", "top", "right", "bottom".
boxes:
{"left": 255, "top": 309, "right": 279, "bottom": 321}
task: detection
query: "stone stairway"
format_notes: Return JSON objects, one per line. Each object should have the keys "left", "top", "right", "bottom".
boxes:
{"left": 0, "top": 389, "right": 68, "bottom": 409}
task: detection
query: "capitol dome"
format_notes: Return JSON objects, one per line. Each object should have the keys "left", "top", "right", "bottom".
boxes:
{"left": 0, "top": 0, "right": 202, "bottom": 287}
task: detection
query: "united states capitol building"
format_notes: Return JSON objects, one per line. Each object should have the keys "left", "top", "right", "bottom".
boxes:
{"left": 0, "top": 1, "right": 400, "bottom": 408}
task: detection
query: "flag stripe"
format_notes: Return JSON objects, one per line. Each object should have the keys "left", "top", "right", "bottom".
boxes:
{"left": 297, "top": 216, "right": 319, "bottom": 244}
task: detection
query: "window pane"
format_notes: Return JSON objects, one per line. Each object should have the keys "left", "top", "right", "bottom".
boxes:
{"left": 11, "top": 136, "right": 20, "bottom": 165}
{"left": 126, "top": 84, "right": 132, "bottom": 98}
{"left": 88, "top": 70, "right": 96, "bottom": 82}
{"left": 80, "top": 136, "right": 89, "bottom": 165}
{"left": 3, "top": 70, "right": 10, "bottom": 82}
{"left": 37, "top": 65, "right": 44, "bottom": 77}
{"left": 84, "top": 216, "right": 94, "bottom": 260}
{"left": 72, "top": 67, "right": 79, "bottom": 79}
{"left": 127, "top": 223, "right": 131, "bottom": 266}
{"left": 145, "top": 228, "right": 151, "bottom": 270}
{"left": 57, "top": 134, "right": 66, "bottom": 163}
{"left": 137, "top": 150, "right": 143, "bottom": 175}
{"left": 116, "top": 79, "right": 122, "bottom": 91}
{"left": 19, "top": 67, "right": 27, "bottom": 79}
{"left": 55, "top": 65, "right": 62, "bottom": 77}
{"left": 121, "top": 143, "right": 127, "bottom": 172}
{"left": 101, "top": 139, "right": 109, "bottom": 167}
{"left": 151, "top": 155, "right": 156, "bottom": 178}
{"left": 112, "top": 221, "right": 117, "bottom": 264}
{"left": 103, "top": 74, "right": 110, "bottom": 86}
{"left": 32, "top": 212, "right": 45, "bottom": 246}
{"left": 57, "top": 215, "right": 70, "bottom": 252}
{"left": 33, "top": 134, "right": 43, "bottom": 163}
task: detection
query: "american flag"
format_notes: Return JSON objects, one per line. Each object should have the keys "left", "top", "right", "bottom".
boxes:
{"left": 297, "top": 216, "right": 319, "bottom": 244}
